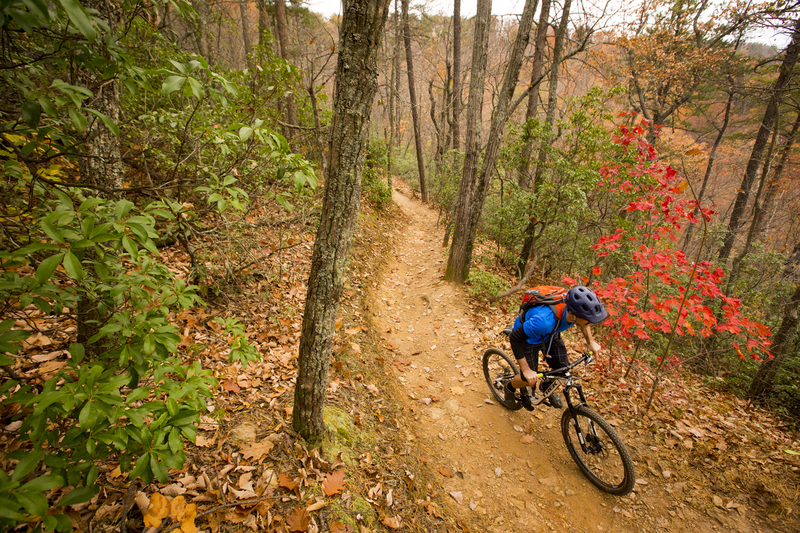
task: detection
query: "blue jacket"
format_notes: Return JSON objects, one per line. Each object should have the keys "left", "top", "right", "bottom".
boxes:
{"left": 513, "top": 306, "right": 573, "bottom": 345}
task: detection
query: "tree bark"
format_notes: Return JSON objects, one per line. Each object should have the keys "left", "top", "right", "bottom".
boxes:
{"left": 451, "top": 0, "right": 462, "bottom": 152}
{"left": 517, "top": 0, "right": 548, "bottom": 190}
{"left": 402, "top": 0, "right": 427, "bottom": 202}
{"left": 719, "top": 17, "right": 800, "bottom": 263}
{"left": 517, "top": 0, "right": 571, "bottom": 275}
{"left": 446, "top": 0, "right": 537, "bottom": 283}
{"left": 443, "top": 0, "right": 491, "bottom": 282}
{"left": 274, "top": 0, "right": 298, "bottom": 138}
{"left": 257, "top": 0, "right": 269, "bottom": 46}
{"left": 531, "top": 0, "right": 571, "bottom": 192}
{"left": 756, "top": 109, "right": 800, "bottom": 240}
{"left": 238, "top": 0, "right": 253, "bottom": 68}
{"left": 293, "top": 0, "right": 389, "bottom": 442}
{"left": 387, "top": 0, "right": 398, "bottom": 186}
{"left": 747, "top": 280, "right": 800, "bottom": 401}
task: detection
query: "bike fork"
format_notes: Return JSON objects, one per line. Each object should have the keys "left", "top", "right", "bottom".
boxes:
{"left": 564, "top": 384, "right": 599, "bottom": 454}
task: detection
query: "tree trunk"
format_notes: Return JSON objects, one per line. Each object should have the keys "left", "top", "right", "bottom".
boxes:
{"left": 238, "top": 0, "right": 253, "bottom": 68}
{"left": 747, "top": 280, "right": 800, "bottom": 401}
{"left": 756, "top": 110, "right": 800, "bottom": 240}
{"left": 517, "top": 0, "right": 571, "bottom": 275}
{"left": 293, "top": 0, "right": 389, "bottom": 442}
{"left": 683, "top": 82, "right": 736, "bottom": 252}
{"left": 517, "top": 0, "right": 549, "bottom": 190}
{"left": 446, "top": 0, "right": 537, "bottom": 283}
{"left": 387, "top": 0, "right": 398, "bottom": 186}
{"left": 257, "top": 0, "right": 269, "bottom": 46}
{"left": 727, "top": 111, "right": 782, "bottom": 292}
{"left": 402, "top": 0, "right": 427, "bottom": 202}
{"left": 719, "top": 17, "right": 800, "bottom": 263}
{"left": 531, "top": 0, "right": 571, "bottom": 192}
{"left": 274, "top": 0, "right": 298, "bottom": 138}
{"left": 443, "top": 0, "right": 491, "bottom": 282}
{"left": 190, "top": 0, "right": 211, "bottom": 60}
{"left": 392, "top": 0, "right": 402, "bottom": 151}
{"left": 451, "top": 0, "right": 462, "bottom": 152}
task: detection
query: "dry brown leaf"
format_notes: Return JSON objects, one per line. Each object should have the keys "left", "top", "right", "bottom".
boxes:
{"left": 241, "top": 439, "right": 274, "bottom": 462}
{"left": 330, "top": 521, "right": 354, "bottom": 533}
{"left": 223, "top": 378, "right": 241, "bottom": 393}
{"left": 279, "top": 473, "right": 301, "bottom": 494}
{"left": 196, "top": 434, "right": 215, "bottom": 447}
{"left": 437, "top": 467, "right": 453, "bottom": 478}
{"left": 143, "top": 493, "right": 170, "bottom": 527}
{"left": 286, "top": 505, "right": 311, "bottom": 532}
{"left": 322, "top": 469, "right": 346, "bottom": 496}
{"left": 382, "top": 515, "right": 402, "bottom": 529}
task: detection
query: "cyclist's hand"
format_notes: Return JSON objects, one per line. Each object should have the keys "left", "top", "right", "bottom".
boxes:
{"left": 589, "top": 340, "right": 601, "bottom": 355}
{"left": 522, "top": 369, "right": 538, "bottom": 387}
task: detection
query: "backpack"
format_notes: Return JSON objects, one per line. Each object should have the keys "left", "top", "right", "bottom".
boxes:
{"left": 519, "top": 286, "right": 567, "bottom": 352}
{"left": 519, "top": 286, "right": 568, "bottom": 319}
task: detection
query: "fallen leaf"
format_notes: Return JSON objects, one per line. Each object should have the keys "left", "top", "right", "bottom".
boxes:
{"left": 223, "top": 378, "right": 240, "bottom": 393}
{"left": 449, "top": 491, "right": 463, "bottom": 505}
{"left": 437, "top": 467, "right": 453, "bottom": 478}
{"left": 322, "top": 469, "right": 346, "bottom": 496}
{"left": 330, "top": 522, "right": 354, "bottom": 533}
{"left": 241, "top": 439, "right": 274, "bottom": 462}
{"left": 144, "top": 493, "right": 170, "bottom": 527}
{"left": 382, "top": 516, "right": 402, "bottom": 529}
{"left": 286, "top": 505, "right": 311, "bottom": 532}
{"left": 520, "top": 435, "right": 534, "bottom": 444}
{"left": 279, "top": 473, "right": 301, "bottom": 494}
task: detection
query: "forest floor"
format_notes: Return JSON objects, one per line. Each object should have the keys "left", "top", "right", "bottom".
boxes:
{"left": 368, "top": 182, "right": 800, "bottom": 533}
{"left": 31, "top": 180, "right": 800, "bottom": 533}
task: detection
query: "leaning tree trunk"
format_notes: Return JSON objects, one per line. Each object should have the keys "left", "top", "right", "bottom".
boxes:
{"left": 274, "top": 0, "right": 298, "bottom": 138}
{"left": 517, "top": 0, "right": 549, "bottom": 191}
{"left": 443, "top": 0, "right": 491, "bottom": 282}
{"left": 450, "top": 0, "right": 462, "bottom": 151}
{"left": 748, "top": 280, "right": 800, "bottom": 401}
{"left": 402, "top": 0, "right": 427, "bottom": 202}
{"left": 719, "top": 17, "right": 800, "bottom": 263}
{"left": 293, "top": 0, "right": 389, "bottom": 442}
{"left": 756, "top": 110, "right": 800, "bottom": 240}
{"left": 446, "top": 0, "right": 537, "bottom": 283}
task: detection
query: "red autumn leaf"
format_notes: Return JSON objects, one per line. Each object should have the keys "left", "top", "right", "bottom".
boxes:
{"left": 322, "top": 469, "right": 346, "bottom": 496}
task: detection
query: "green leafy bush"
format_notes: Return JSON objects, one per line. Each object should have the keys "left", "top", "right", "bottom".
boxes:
{"left": 466, "top": 269, "right": 507, "bottom": 301}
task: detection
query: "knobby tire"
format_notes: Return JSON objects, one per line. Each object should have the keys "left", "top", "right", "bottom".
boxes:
{"left": 482, "top": 348, "right": 522, "bottom": 411}
{"left": 560, "top": 405, "right": 635, "bottom": 495}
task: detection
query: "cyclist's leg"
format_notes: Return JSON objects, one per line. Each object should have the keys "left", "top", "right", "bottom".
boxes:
{"left": 542, "top": 335, "right": 567, "bottom": 407}
{"left": 509, "top": 328, "right": 539, "bottom": 390}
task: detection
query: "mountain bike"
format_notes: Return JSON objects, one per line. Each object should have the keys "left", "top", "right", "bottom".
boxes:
{"left": 482, "top": 333, "right": 636, "bottom": 496}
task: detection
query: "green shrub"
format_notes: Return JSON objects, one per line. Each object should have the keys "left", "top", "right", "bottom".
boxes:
{"left": 466, "top": 269, "right": 507, "bottom": 301}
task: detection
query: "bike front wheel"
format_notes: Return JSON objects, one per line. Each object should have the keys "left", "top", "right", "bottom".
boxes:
{"left": 561, "top": 406, "right": 635, "bottom": 495}
{"left": 482, "top": 348, "right": 522, "bottom": 411}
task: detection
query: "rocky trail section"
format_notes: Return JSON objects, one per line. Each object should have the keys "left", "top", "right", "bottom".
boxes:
{"left": 370, "top": 184, "right": 796, "bottom": 533}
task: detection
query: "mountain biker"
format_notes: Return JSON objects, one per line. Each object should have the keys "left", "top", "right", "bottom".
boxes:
{"left": 505, "top": 285, "right": 607, "bottom": 411}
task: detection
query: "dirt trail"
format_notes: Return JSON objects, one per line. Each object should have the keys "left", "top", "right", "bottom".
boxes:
{"left": 371, "top": 187, "right": 632, "bottom": 533}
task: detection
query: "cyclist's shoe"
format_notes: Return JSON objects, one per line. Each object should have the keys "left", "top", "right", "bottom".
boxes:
{"left": 544, "top": 393, "right": 563, "bottom": 409}
{"left": 519, "top": 391, "right": 535, "bottom": 411}
{"left": 503, "top": 381, "right": 519, "bottom": 408}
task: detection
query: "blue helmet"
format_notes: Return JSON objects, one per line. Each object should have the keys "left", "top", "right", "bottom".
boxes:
{"left": 566, "top": 286, "right": 608, "bottom": 324}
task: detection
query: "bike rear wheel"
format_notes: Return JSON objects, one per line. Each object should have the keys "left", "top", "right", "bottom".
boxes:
{"left": 482, "top": 348, "right": 522, "bottom": 411}
{"left": 561, "top": 406, "right": 635, "bottom": 495}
